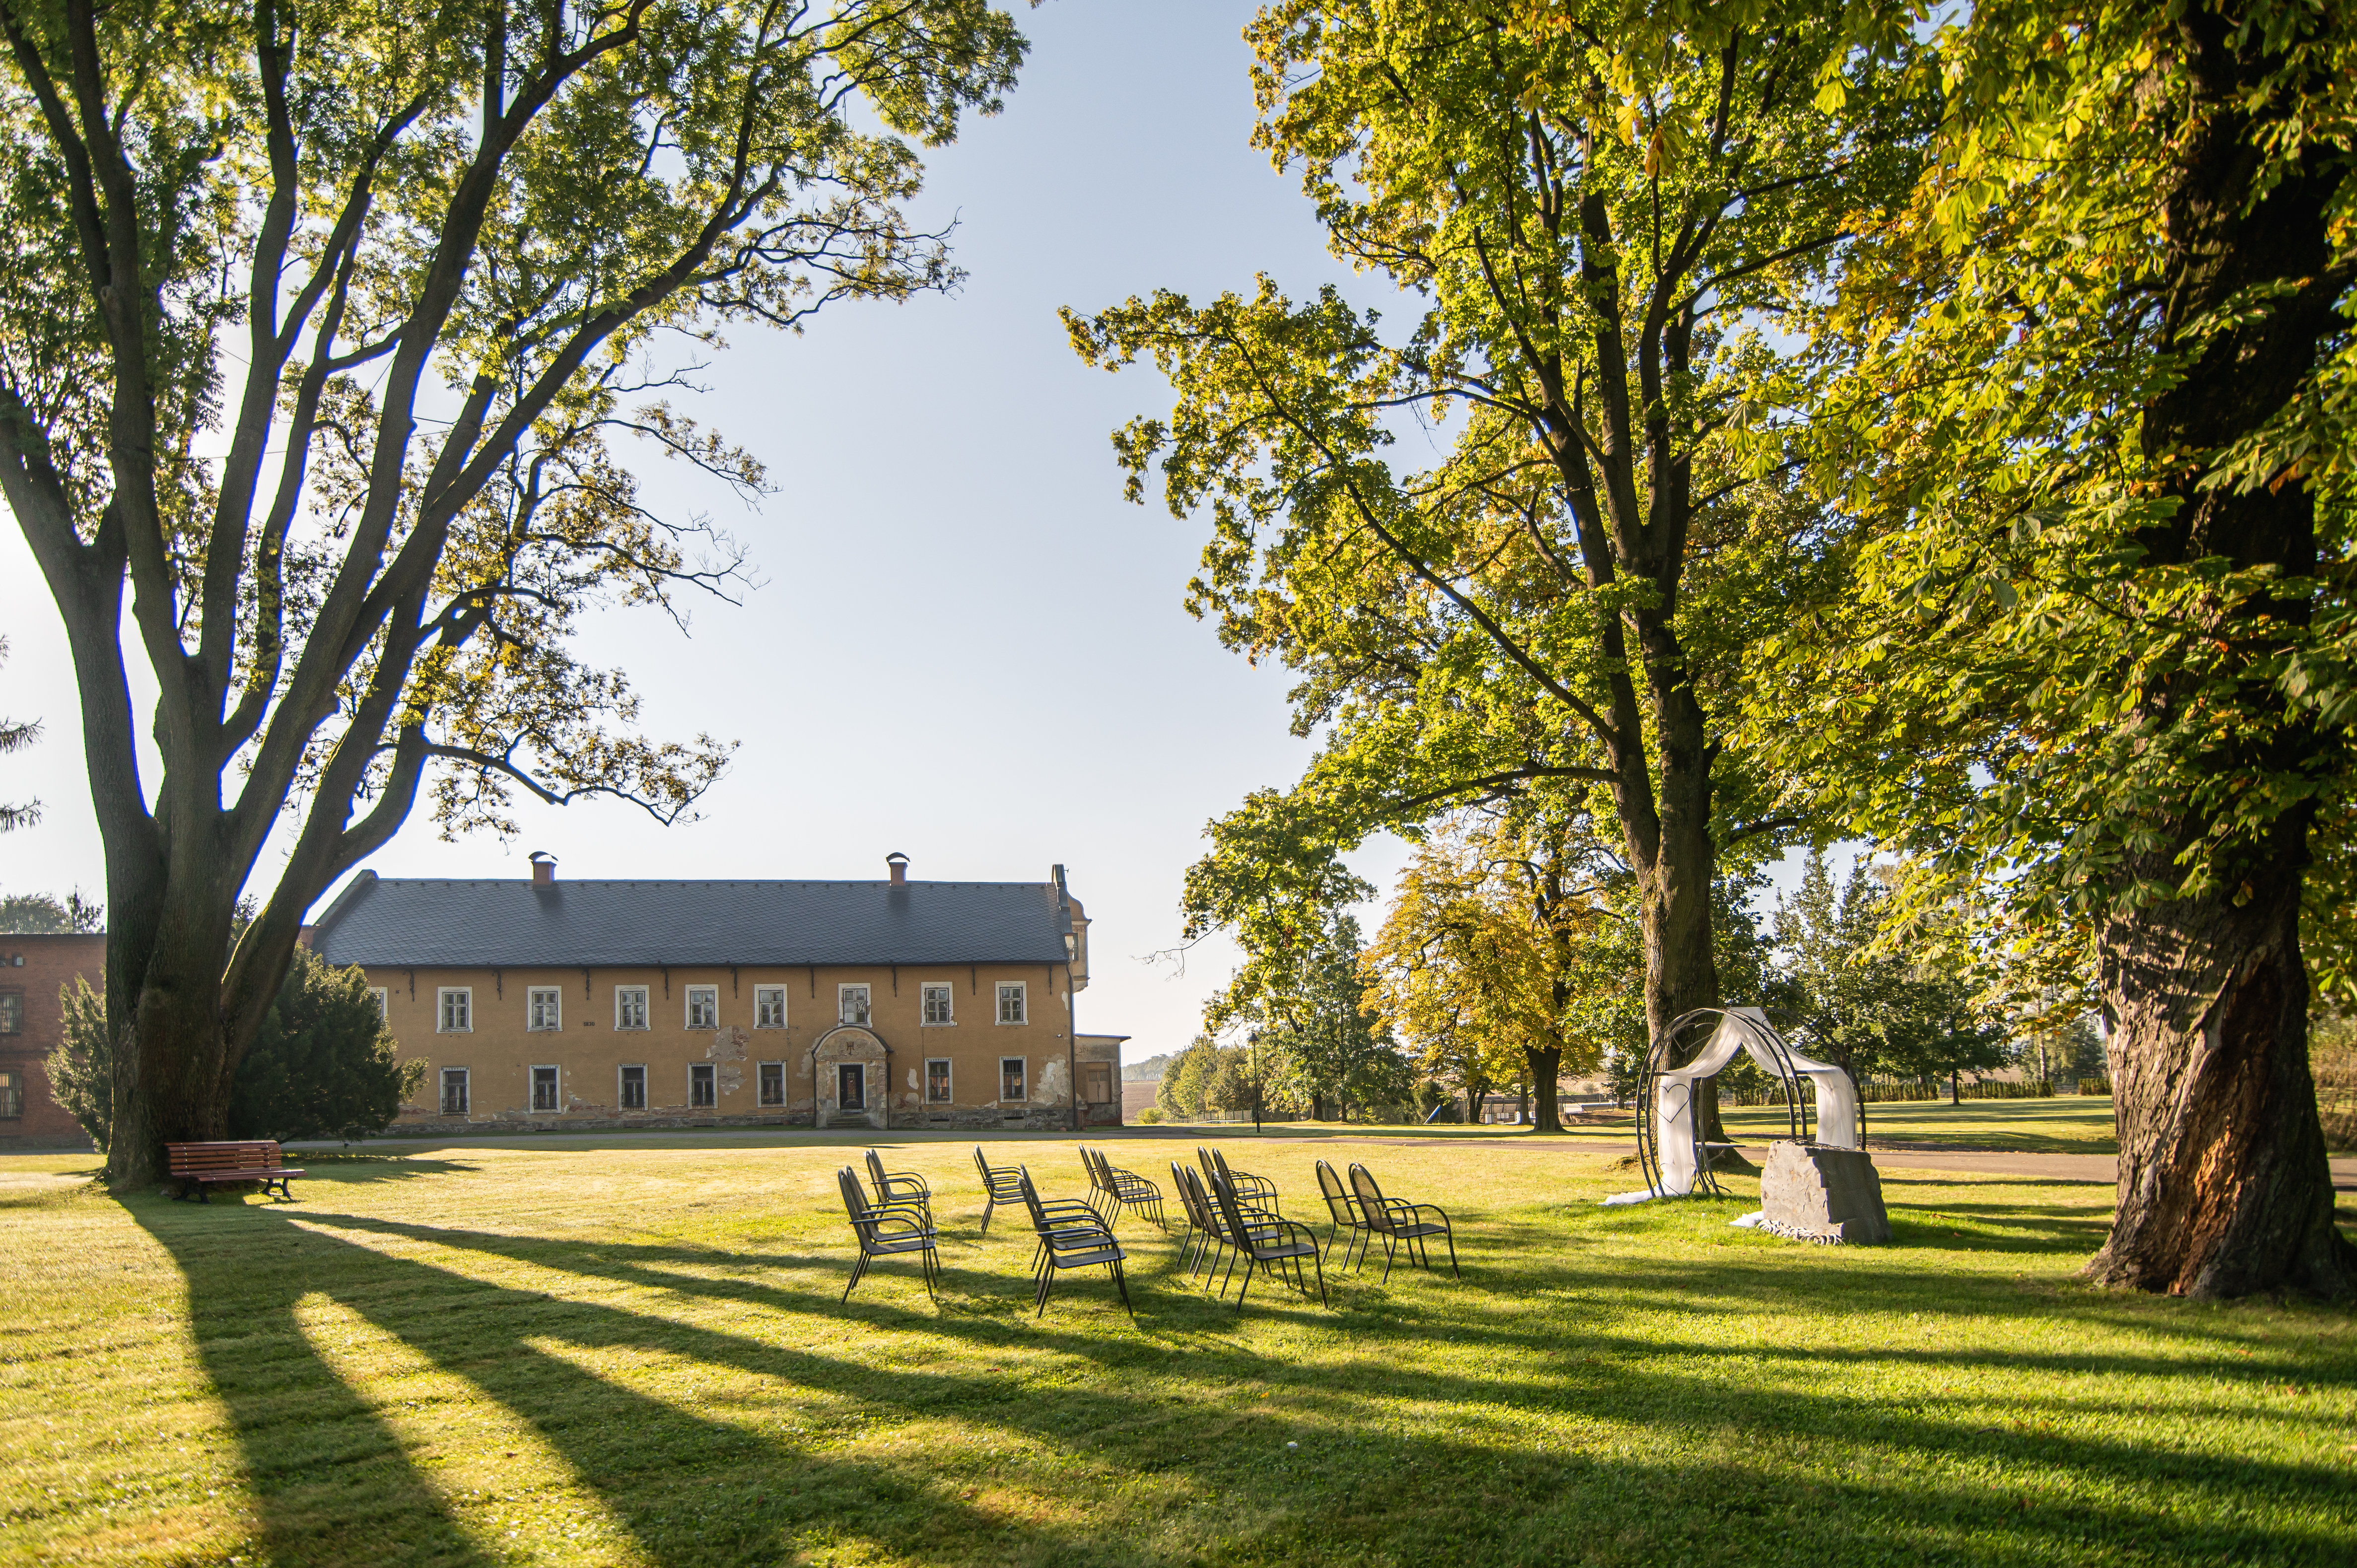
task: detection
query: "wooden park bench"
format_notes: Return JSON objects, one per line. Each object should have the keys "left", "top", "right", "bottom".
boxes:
{"left": 166, "top": 1141, "right": 304, "bottom": 1203}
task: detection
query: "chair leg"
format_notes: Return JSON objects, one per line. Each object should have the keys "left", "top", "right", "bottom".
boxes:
{"left": 1235, "top": 1255, "right": 1254, "bottom": 1311}
{"left": 1380, "top": 1233, "right": 1397, "bottom": 1284}
{"left": 1037, "top": 1263, "right": 1056, "bottom": 1317}
{"left": 979, "top": 1197, "right": 993, "bottom": 1237}
{"left": 843, "top": 1250, "right": 868, "bottom": 1304}
{"left": 1310, "top": 1246, "right": 1327, "bottom": 1307}
{"left": 1445, "top": 1226, "right": 1459, "bottom": 1278}
{"left": 1113, "top": 1259, "right": 1133, "bottom": 1318}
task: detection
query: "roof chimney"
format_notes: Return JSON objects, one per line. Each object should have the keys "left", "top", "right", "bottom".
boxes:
{"left": 886, "top": 851, "right": 909, "bottom": 887}
{"left": 529, "top": 850, "right": 557, "bottom": 886}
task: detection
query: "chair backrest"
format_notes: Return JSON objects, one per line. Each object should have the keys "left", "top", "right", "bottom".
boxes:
{"left": 865, "top": 1149, "right": 891, "bottom": 1190}
{"left": 1205, "top": 1170, "right": 1262, "bottom": 1258}
{"left": 1170, "top": 1161, "right": 1204, "bottom": 1227}
{"left": 1201, "top": 1146, "right": 1233, "bottom": 1187}
{"left": 1016, "top": 1165, "right": 1052, "bottom": 1231}
{"left": 1316, "top": 1159, "right": 1356, "bottom": 1224}
{"left": 1177, "top": 1163, "right": 1222, "bottom": 1239}
{"left": 1348, "top": 1163, "right": 1396, "bottom": 1234}
{"left": 839, "top": 1167, "right": 879, "bottom": 1243}
{"left": 974, "top": 1145, "right": 993, "bottom": 1185}
{"left": 1082, "top": 1147, "right": 1109, "bottom": 1193}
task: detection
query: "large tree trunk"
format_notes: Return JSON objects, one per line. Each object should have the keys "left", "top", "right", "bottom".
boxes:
{"left": 2091, "top": 818, "right": 2353, "bottom": 1297}
{"left": 1525, "top": 1044, "right": 1565, "bottom": 1133}
{"left": 2087, "top": 7, "right": 2357, "bottom": 1299}
{"left": 1627, "top": 687, "right": 1733, "bottom": 1157}
{"left": 106, "top": 899, "right": 244, "bottom": 1188}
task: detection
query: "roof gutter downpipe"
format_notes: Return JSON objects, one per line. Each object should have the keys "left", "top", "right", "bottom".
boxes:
{"left": 1057, "top": 864, "right": 1078, "bottom": 1137}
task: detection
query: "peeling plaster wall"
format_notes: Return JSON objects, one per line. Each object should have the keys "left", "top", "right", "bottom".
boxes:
{"left": 373, "top": 957, "right": 1116, "bottom": 1133}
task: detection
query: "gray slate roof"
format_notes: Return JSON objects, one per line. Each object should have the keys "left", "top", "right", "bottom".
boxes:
{"left": 310, "top": 871, "right": 1075, "bottom": 969}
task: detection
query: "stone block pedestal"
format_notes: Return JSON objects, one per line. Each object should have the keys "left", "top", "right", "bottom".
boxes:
{"left": 1760, "top": 1140, "right": 1890, "bottom": 1244}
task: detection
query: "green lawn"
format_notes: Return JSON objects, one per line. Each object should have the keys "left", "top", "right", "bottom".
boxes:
{"left": 2, "top": 1133, "right": 2352, "bottom": 1567}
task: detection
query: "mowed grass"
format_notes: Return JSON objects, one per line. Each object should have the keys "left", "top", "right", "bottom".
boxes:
{"left": 2, "top": 1133, "right": 2353, "bottom": 1568}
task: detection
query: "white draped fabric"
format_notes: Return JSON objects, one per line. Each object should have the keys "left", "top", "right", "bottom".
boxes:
{"left": 1606, "top": 1008, "right": 1858, "bottom": 1203}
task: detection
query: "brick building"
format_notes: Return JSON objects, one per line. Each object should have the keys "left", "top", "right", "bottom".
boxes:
{"left": 0, "top": 933, "right": 104, "bottom": 1149}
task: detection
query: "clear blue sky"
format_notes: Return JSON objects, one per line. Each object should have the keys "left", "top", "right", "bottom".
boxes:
{"left": 0, "top": 2, "right": 1413, "bottom": 1059}
{"left": 0, "top": 1, "right": 1818, "bottom": 1061}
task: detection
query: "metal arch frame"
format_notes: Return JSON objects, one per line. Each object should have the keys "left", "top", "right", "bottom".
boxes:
{"left": 1636, "top": 1008, "right": 1826, "bottom": 1199}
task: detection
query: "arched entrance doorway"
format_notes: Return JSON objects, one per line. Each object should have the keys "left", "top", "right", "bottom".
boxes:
{"left": 810, "top": 1024, "right": 890, "bottom": 1130}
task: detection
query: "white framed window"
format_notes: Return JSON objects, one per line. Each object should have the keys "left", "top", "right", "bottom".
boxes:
{"left": 689, "top": 1063, "right": 716, "bottom": 1108}
{"left": 754, "top": 985, "right": 788, "bottom": 1029}
{"left": 527, "top": 987, "right": 561, "bottom": 1031}
{"left": 926, "top": 1058, "right": 952, "bottom": 1103}
{"left": 440, "top": 1067, "right": 470, "bottom": 1115}
{"left": 437, "top": 987, "right": 472, "bottom": 1032}
{"left": 615, "top": 986, "right": 649, "bottom": 1030}
{"left": 1000, "top": 1057, "right": 1026, "bottom": 1102}
{"left": 369, "top": 987, "right": 389, "bottom": 1022}
{"left": 838, "top": 984, "right": 870, "bottom": 1026}
{"left": 759, "top": 1062, "right": 785, "bottom": 1106}
{"left": 619, "top": 1065, "right": 646, "bottom": 1110}
{"left": 996, "top": 982, "right": 1026, "bottom": 1025}
{"left": 921, "top": 983, "right": 953, "bottom": 1025}
{"left": 530, "top": 1065, "right": 559, "bottom": 1112}
{"left": 685, "top": 985, "right": 718, "bottom": 1030}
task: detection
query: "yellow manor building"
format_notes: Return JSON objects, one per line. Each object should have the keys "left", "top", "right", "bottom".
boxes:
{"left": 309, "top": 852, "right": 1125, "bottom": 1132}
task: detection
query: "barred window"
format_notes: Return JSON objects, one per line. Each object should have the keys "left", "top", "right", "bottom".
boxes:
{"left": 619, "top": 1065, "right": 646, "bottom": 1110}
{"left": 440, "top": 1068, "right": 470, "bottom": 1116}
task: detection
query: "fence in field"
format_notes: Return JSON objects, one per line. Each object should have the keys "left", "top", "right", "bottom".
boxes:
{"left": 1713, "top": 1075, "right": 2110, "bottom": 1108}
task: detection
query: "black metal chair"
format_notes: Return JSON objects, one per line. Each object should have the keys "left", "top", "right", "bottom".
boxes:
{"left": 1170, "top": 1159, "right": 1223, "bottom": 1279}
{"left": 1085, "top": 1147, "right": 1168, "bottom": 1229}
{"left": 1173, "top": 1161, "right": 1258, "bottom": 1293}
{"left": 866, "top": 1148, "right": 931, "bottom": 1224}
{"left": 1347, "top": 1162, "right": 1459, "bottom": 1283}
{"left": 1198, "top": 1144, "right": 1278, "bottom": 1210}
{"left": 1206, "top": 1169, "right": 1326, "bottom": 1310}
{"left": 973, "top": 1146, "right": 1031, "bottom": 1236}
{"left": 837, "top": 1167, "right": 939, "bottom": 1304}
{"left": 1315, "top": 1158, "right": 1372, "bottom": 1271}
{"left": 1017, "top": 1165, "right": 1133, "bottom": 1318}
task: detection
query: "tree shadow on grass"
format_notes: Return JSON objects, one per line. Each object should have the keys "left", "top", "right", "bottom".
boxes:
{"left": 130, "top": 1187, "right": 2357, "bottom": 1568}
